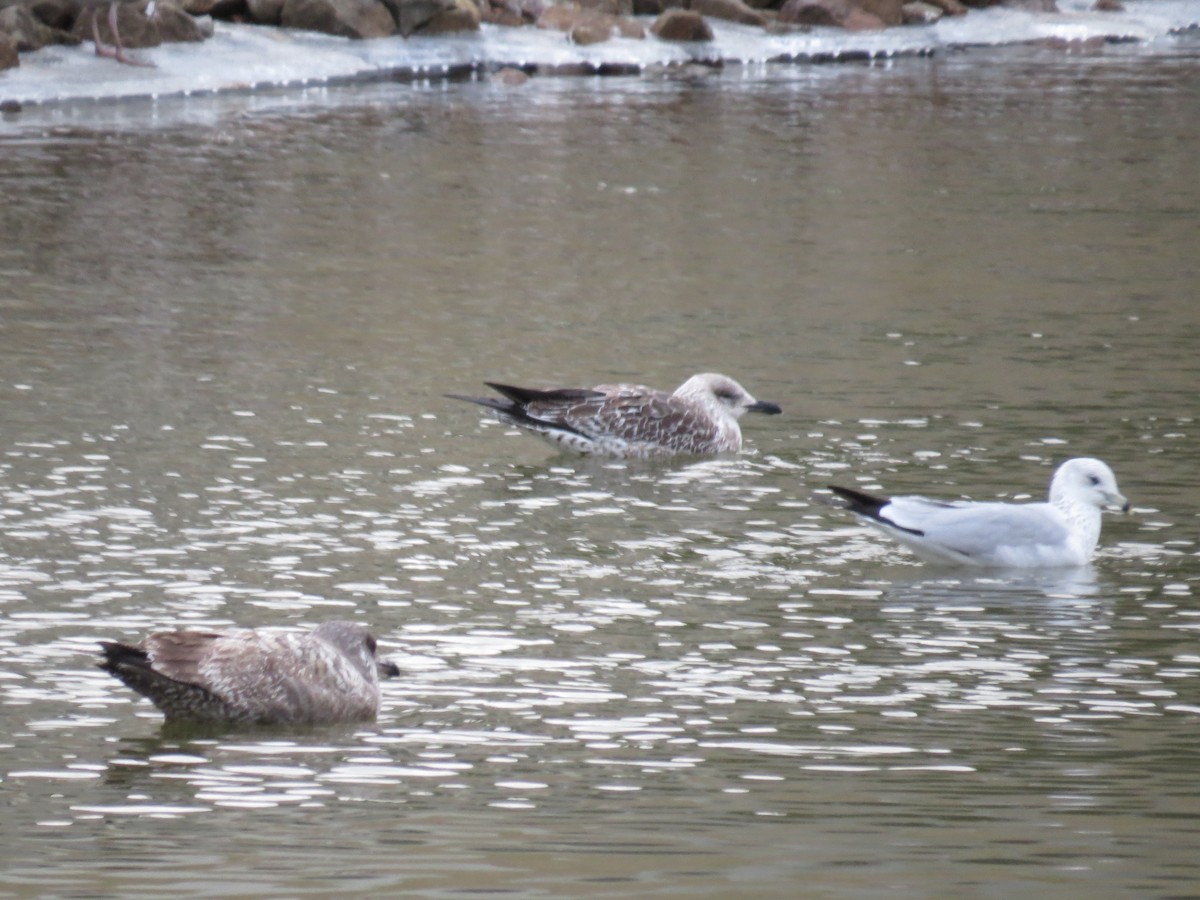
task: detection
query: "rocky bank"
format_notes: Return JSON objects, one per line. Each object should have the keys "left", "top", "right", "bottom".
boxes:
{"left": 0, "top": 0, "right": 1127, "bottom": 75}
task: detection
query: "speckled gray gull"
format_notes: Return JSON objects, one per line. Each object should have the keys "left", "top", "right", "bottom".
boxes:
{"left": 447, "top": 373, "right": 782, "bottom": 458}
{"left": 828, "top": 457, "right": 1129, "bottom": 568}
{"left": 98, "top": 621, "right": 400, "bottom": 726}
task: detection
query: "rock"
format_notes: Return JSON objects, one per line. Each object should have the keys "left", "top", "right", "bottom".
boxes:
{"left": 1, "top": 98, "right": 22, "bottom": 111}
{"left": 381, "top": 0, "right": 455, "bottom": 35}
{"left": 853, "top": 0, "right": 901, "bottom": 24}
{"left": 0, "top": 3, "right": 78, "bottom": 50}
{"left": 493, "top": 65, "right": 529, "bottom": 84}
{"left": 281, "top": 0, "right": 396, "bottom": 36}
{"left": 900, "top": 0, "right": 941, "bottom": 21}
{"left": 27, "top": 0, "right": 78, "bottom": 30}
{"left": 537, "top": 4, "right": 642, "bottom": 38}
{"left": 69, "top": 0, "right": 206, "bottom": 47}
{"left": 650, "top": 7, "right": 711, "bottom": 39}
{"left": 776, "top": 0, "right": 881, "bottom": 26}
{"left": 577, "top": 0, "right": 631, "bottom": 14}
{"left": 417, "top": 0, "right": 479, "bottom": 32}
{"left": 246, "top": 0, "right": 285, "bottom": 22}
{"left": 569, "top": 18, "right": 607, "bottom": 40}
{"left": 688, "top": 0, "right": 766, "bottom": 26}
{"left": 777, "top": 0, "right": 847, "bottom": 25}
{"left": 923, "top": 0, "right": 965, "bottom": 14}
{"left": 0, "top": 30, "right": 17, "bottom": 68}
{"left": 632, "top": 0, "right": 668, "bottom": 12}
{"left": 478, "top": 0, "right": 524, "bottom": 24}
{"left": 1092, "top": 0, "right": 1122, "bottom": 8}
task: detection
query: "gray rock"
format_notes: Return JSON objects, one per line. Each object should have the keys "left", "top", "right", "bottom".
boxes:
{"left": 281, "top": 0, "right": 396, "bottom": 37}
{"left": 0, "top": 30, "right": 17, "bottom": 67}
{"left": 901, "top": 0, "right": 941, "bottom": 22}
{"left": 688, "top": 0, "right": 766, "bottom": 26}
{"left": 650, "top": 7, "right": 711, "bottom": 40}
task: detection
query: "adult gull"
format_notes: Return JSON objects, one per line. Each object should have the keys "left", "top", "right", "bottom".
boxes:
{"left": 447, "top": 372, "right": 782, "bottom": 458}
{"left": 98, "top": 620, "right": 400, "bottom": 726}
{"left": 828, "top": 457, "right": 1129, "bottom": 568}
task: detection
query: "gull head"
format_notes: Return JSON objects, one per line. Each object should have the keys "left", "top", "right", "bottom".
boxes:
{"left": 676, "top": 373, "right": 782, "bottom": 420}
{"left": 1051, "top": 457, "right": 1129, "bottom": 513}
{"left": 313, "top": 620, "right": 391, "bottom": 681}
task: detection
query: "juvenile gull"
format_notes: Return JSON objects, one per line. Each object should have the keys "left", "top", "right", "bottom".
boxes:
{"left": 98, "top": 621, "right": 400, "bottom": 726}
{"left": 447, "top": 373, "right": 782, "bottom": 458}
{"left": 828, "top": 457, "right": 1129, "bottom": 568}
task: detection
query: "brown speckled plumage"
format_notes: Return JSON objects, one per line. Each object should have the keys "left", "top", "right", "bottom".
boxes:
{"left": 448, "top": 373, "right": 781, "bottom": 458}
{"left": 99, "top": 621, "right": 398, "bottom": 726}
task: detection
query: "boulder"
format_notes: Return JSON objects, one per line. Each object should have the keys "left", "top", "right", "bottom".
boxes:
{"left": 923, "top": 0, "right": 965, "bottom": 14}
{"left": 900, "top": 0, "right": 941, "bottom": 21}
{"left": 416, "top": 0, "right": 479, "bottom": 32}
{"left": 569, "top": 18, "right": 607, "bottom": 40}
{"left": 381, "top": 0, "right": 455, "bottom": 34}
{"left": 0, "top": 30, "right": 17, "bottom": 67}
{"left": 493, "top": 65, "right": 529, "bottom": 84}
{"left": 537, "top": 4, "right": 642, "bottom": 38}
{"left": 0, "top": 3, "right": 78, "bottom": 50}
{"left": 478, "top": 0, "right": 524, "bottom": 24}
{"left": 27, "top": 0, "right": 78, "bottom": 30}
{"left": 777, "top": 0, "right": 847, "bottom": 24}
{"left": 853, "top": 0, "right": 901, "bottom": 24}
{"left": 777, "top": 0, "right": 882, "bottom": 26}
{"left": 281, "top": 0, "right": 396, "bottom": 36}
{"left": 576, "top": 0, "right": 631, "bottom": 14}
{"left": 69, "top": 0, "right": 206, "bottom": 47}
{"left": 1092, "top": 0, "right": 1122, "bottom": 8}
{"left": 650, "top": 7, "right": 711, "bottom": 39}
{"left": 246, "top": 0, "right": 285, "bottom": 22}
{"left": 688, "top": 0, "right": 766, "bottom": 26}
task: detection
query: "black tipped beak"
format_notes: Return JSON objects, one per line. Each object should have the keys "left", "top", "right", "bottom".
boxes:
{"left": 746, "top": 400, "right": 782, "bottom": 416}
{"left": 1121, "top": 501, "right": 1131, "bottom": 514}
{"left": 378, "top": 659, "right": 401, "bottom": 679}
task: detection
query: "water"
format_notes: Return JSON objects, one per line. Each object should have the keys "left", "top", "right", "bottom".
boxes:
{"left": 2, "top": 39, "right": 1200, "bottom": 898}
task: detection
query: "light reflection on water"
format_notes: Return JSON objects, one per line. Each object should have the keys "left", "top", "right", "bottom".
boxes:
{"left": 3, "top": 45, "right": 1200, "bottom": 898}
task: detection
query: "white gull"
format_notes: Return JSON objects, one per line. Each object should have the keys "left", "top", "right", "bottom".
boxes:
{"left": 828, "top": 457, "right": 1129, "bottom": 568}
{"left": 98, "top": 620, "right": 399, "bottom": 726}
{"left": 448, "top": 372, "right": 782, "bottom": 458}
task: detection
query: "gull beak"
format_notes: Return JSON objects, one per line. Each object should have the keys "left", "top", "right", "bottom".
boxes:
{"left": 745, "top": 400, "right": 782, "bottom": 415}
{"left": 378, "top": 659, "right": 401, "bottom": 679}
{"left": 1108, "top": 492, "right": 1130, "bottom": 514}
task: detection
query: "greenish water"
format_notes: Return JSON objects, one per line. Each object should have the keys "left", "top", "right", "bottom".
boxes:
{"left": 1, "top": 45, "right": 1199, "bottom": 897}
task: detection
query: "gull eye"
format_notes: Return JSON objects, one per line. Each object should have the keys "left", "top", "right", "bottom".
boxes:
{"left": 366, "top": 635, "right": 377, "bottom": 655}
{"left": 1087, "top": 475, "right": 1101, "bottom": 487}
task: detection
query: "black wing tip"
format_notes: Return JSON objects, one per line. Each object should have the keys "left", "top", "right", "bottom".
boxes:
{"left": 97, "top": 640, "right": 149, "bottom": 675}
{"left": 828, "top": 485, "right": 927, "bottom": 538}
{"left": 484, "top": 382, "right": 605, "bottom": 405}
{"left": 445, "top": 392, "right": 509, "bottom": 411}
{"left": 828, "top": 485, "right": 890, "bottom": 518}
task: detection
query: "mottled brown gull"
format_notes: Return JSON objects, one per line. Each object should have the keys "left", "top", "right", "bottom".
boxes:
{"left": 447, "top": 372, "right": 782, "bottom": 458}
{"left": 98, "top": 621, "right": 399, "bottom": 726}
{"left": 828, "top": 457, "right": 1129, "bottom": 568}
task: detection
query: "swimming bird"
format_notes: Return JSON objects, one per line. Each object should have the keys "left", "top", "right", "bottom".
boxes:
{"left": 828, "top": 457, "right": 1129, "bottom": 568}
{"left": 98, "top": 620, "right": 399, "bottom": 726}
{"left": 447, "top": 373, "right": 782, "bottom": 458}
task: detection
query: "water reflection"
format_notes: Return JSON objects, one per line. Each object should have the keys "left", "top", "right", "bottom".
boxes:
{"left": 3, "top": 44, "right": 1200, "bottom": 897}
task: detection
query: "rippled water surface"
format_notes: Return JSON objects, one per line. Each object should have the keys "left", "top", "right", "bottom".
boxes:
{"left": 2, "top": 42, "right": 1199, "bottom": 897}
